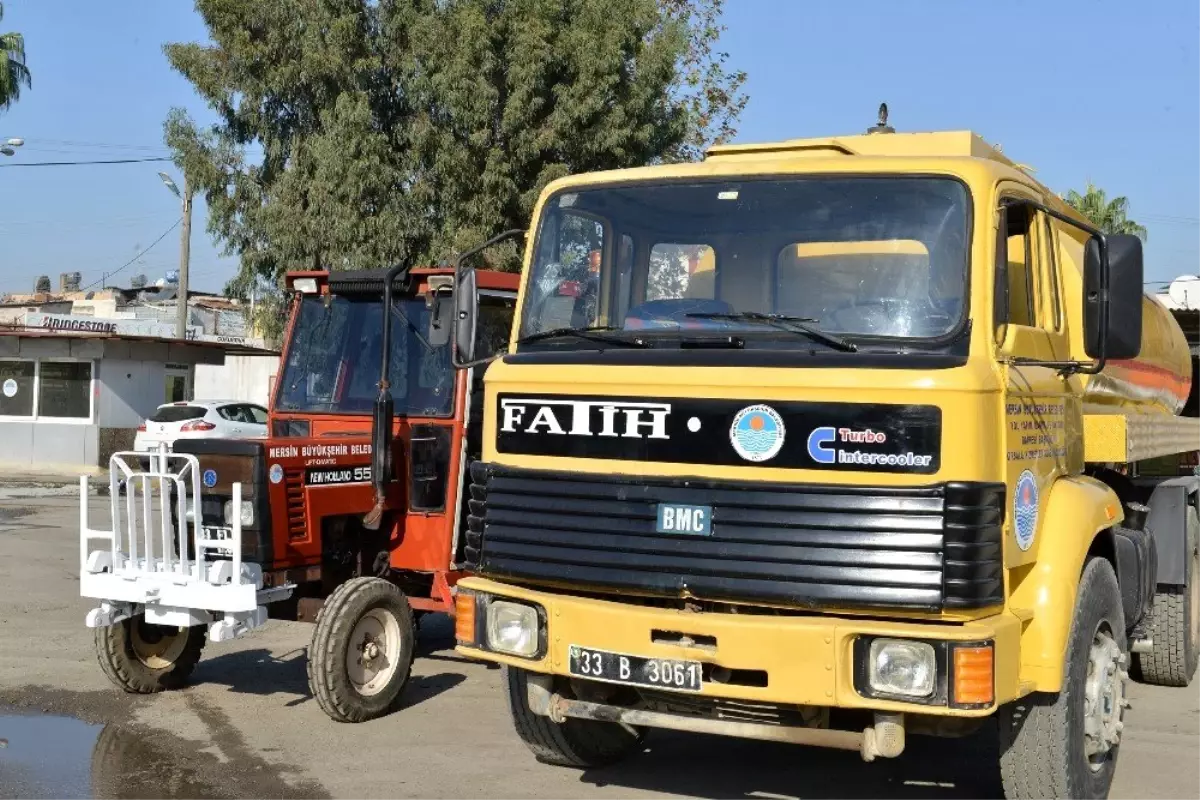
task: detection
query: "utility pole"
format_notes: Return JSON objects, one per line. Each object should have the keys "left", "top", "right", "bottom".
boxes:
{"left": 159, "top": 171, "right": 193, "bottom": 339}
{"left": 176, "top": 180, "right": 193, "bottom": 340}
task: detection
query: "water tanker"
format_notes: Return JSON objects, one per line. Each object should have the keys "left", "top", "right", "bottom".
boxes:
{"left": 451, "top": 125, "right": 1200, "bottom": 799}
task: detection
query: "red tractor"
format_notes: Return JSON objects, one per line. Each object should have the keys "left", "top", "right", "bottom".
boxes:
{"left": 80, "top": 255, "right": 519, "bottom": 722}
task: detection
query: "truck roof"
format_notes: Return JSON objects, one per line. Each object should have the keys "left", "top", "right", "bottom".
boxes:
{"left": 542, "top": 129, "right": 1093, "bottom": 232}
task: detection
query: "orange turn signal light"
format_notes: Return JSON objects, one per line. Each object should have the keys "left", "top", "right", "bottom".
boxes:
{"left": 454, "top": 591, "right": 477, "bottom": 645}
{"left": 952, "top": 645, "right": 994, "bottom": 706}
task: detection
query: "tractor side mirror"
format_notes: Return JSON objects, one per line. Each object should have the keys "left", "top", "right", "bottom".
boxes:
{"left": 453, "top": 267, "right": 479, "bottom": 366}
{"left": 427, "top": 288, "right": 452, "bottom": 348}
{"left": 1084, "top": 234, "right": 1143, "bottom": 361}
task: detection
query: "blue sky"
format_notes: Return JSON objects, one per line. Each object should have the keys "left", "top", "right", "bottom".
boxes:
{"left": 1, "top": 0, "right": 1196, "bottom": 296}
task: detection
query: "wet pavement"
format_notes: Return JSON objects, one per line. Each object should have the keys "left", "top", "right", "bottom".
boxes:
{"left": 1, "top": 494, "right": 1197, "bottom": 798}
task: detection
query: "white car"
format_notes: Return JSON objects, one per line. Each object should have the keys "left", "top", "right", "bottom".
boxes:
{"left": 134, "top": 400, "right": 269, "bottom": 453}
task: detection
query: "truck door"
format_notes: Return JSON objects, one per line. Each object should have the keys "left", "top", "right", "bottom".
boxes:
{"left": 995, "top": 192, "right": 1079, "bottom": 567}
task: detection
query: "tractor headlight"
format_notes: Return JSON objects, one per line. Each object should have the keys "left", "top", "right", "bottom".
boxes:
{"left": 222, "top": 500, "right": 255, "bottom": 528}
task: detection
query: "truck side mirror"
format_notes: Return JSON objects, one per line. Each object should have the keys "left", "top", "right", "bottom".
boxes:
{"left": 1084, "top": 234, "right": 1144, "bottom": 361}
{"left": 453, "top": 266, "right": 479, "bottom": 366}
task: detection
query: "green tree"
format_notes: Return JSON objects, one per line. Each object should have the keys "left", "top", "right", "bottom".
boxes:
{"left": 0, "top": 1, "right": 31, "bottom": 111}
{"left": 1065, "top": 181, "right": 1148, "bottom": 241}
{"left": 163, "top": 0, "right": 746, "bottom": 337}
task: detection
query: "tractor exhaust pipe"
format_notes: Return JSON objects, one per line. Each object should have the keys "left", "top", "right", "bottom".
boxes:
{"left": 364, "top": 262, "right": 410, "bottom": 531}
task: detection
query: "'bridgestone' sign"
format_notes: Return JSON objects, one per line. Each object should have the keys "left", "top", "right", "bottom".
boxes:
{"left": 22, "top": 312, "right": 201, "bottom": 340}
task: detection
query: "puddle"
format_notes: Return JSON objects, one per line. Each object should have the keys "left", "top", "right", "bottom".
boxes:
{"left": 0, "top": 708, "right": 228, "bottom": 799}
{"left": 0, "top": 710, "right": 97, "bottom": 798}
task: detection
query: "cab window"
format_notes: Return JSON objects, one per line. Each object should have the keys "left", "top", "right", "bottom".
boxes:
{"left": 996, "top": 205, "right": 1037, "bottom": 330}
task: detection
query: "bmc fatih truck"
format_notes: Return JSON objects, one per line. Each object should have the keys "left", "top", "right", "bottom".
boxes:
{"left": 449, "top": 126, "right": 1199, "bottom": 798}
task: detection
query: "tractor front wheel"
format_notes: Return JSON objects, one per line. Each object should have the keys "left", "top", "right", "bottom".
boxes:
{"left": 307, "top": 577, "right": 416, "bottom": 723}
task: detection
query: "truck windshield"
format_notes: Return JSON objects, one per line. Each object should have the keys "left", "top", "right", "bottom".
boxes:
{"left": 276, "top": 296, "right": 454, "bottom": 417}
{"left": 520, "top": 177, "right": 969, "bottom": 345}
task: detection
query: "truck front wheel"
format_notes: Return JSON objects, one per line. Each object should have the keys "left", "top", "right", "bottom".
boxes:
{"left": 1135, "top": 506, "right": 1199, "bottom": 686}
{"left": 307, "top": 577, "right": 416, "bottom": 723}
{"left": 504, "top": 666, "right": 644, "bottom": 768}
{"left": 998, "top": 557, "right": 1128, "bottom": 799}
{"left": 95, "top": 616, "right": 207, "bottom": 693}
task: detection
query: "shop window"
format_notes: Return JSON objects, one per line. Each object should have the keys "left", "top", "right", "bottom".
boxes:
{"left": 37, "top": 361, "right": 93, "bottom": 420}
{"left": 0, "top": 360, "right": 35, "bottom": 417}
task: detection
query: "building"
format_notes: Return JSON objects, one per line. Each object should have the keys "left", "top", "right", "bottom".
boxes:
{"left": 0, "top": 277, "right": 282, "bottom": 417}
{"left": 0, "top": 325, "right": 274, "bottom": 475}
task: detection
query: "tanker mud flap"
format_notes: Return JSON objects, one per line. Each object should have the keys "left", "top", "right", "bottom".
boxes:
{"left": 79, "top": 451, "right": 295, "bottom": 643}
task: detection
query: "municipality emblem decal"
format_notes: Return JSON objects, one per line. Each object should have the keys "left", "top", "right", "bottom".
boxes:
{"left": 729, "top": 405, "right": 786, "bottom": 462}
{"left": 1014, "top": 469, "right": 1039, "bottom": 551}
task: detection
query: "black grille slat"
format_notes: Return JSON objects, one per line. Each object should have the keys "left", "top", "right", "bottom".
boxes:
{"left": 484, "top": 506, "right": 946, "bottom": 549}
{"left": 485, "top": 539, "right": 942, "bottom": 587}
{"left": 467, "top": 464, "right": 1004, "bottom": 611}
{"left": 483, "top": 557, "right": 945, "bottom": 608}
{"left": 483, "top": 524, "right": 944, "bottom": 570}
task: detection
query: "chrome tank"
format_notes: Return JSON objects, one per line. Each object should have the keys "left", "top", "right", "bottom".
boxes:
{"left": 1082, "top": 294, "right": 1192, "bottom": 415}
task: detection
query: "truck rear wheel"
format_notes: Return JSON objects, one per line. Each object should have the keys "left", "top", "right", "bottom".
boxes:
{"left": 503, "top": 666, "right": 644, "bottom": 768}
{"left": 307, "top": 577, "right": 416, "bottom": 723}
{"left": 95, "top": 616, "right": 207, "bottom": 693}
{"left": 1136, "top": 507, "right": 1199, "bottom": 686}
{"left": 998, "top": 557, "right": 1128, "bottom": 799}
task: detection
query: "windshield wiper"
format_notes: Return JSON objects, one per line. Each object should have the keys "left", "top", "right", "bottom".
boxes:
{"left": 516, "top": 326, "right": 652, "bottom": 348}
{"left": 685, "top": 312, "right": 858, "bottom": 353}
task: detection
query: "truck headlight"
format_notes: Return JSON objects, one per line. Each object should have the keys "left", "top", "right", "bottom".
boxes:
{"left": 485, "top": 600, "right": 540, "bottom": 658}
{"left": 868, "top": 638, "right": 936, "bottom": 698}
{"left": 222, "top": 500, "right": 254, "bottom": 528}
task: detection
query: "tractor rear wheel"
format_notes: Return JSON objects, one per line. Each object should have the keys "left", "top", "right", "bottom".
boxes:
{"left": 95, "top": 615, "right": 206, "bottom": 693}
{"left": 308, "top": 577, "right": 416, "bottom": 723}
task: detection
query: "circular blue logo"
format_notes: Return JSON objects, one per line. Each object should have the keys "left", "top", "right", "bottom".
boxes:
{"left": 1014, "top": 469, "right": 1039, "bottom": 551}
{"left": 269, "top": 463, "right": 284, "bottom": 485}
{"left": 729, "top": 405, "right": 786, "bottom": 462}
{"left": 202, "top": 469, "right": 218, "bottom": 488}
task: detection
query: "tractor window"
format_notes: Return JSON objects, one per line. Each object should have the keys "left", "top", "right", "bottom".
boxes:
{"left": 275, "top": 296, "right": 455, "bottom": 417}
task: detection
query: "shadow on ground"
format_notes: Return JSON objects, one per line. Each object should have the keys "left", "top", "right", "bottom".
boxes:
{"left": 577, "top": 730, "right": 1003, "bottom": 799}
{"left": 190, "top": 614, "right": 469, "bottom": 710}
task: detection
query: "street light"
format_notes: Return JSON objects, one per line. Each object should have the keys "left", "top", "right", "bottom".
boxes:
{"left": 158, "top": 171, "right": 193, "bottom": 340}
{"left": 1, "top": 137, "right": 23, "bottom": 157}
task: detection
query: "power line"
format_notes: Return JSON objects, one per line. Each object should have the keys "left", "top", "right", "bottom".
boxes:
{"left": 0, "top": 156, "right": 172, "bottom": 168}
{"left": 78, "top": 218, "right": 182, "bottom": 292}
{"left": 32, "top": 138, "right": 172, "bottom": 152}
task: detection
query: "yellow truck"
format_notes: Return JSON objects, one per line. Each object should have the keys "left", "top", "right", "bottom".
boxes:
{"left": 448, "top": 128, "right": 1199, "bottom": 799}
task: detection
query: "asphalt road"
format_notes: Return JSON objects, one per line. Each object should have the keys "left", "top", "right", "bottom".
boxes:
{"left": 1, "top": 494, "right": 1197, "bottom": 799}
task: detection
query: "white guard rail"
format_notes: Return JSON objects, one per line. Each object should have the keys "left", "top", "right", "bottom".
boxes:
{"left": 80, "top": 449, "right": 293, "bottom": 642}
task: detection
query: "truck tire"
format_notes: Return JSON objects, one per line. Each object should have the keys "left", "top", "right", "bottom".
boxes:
{"left": 998, "top": 557, "right": 1128, "bottom": 800}
{"left": 95, "top": 616, "right": 207, "bottom": 693}
{"left": 307, "top": 577, "right": 415, "bottom": 723}
{"left": 1135, "top": 506, "right": 1199, "bottom": 687}
{"left": 503, "top": 666, "right": 644, "bottom": 768}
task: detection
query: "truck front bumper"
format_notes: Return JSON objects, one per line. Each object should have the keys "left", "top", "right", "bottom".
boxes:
{"left": 455, "top": 577, "right": 1023, "bottom": 718}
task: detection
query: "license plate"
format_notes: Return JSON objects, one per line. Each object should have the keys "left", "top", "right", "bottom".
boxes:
{"left": 568, "top": 645, "right": 703, "bottom": 692}
{"left": 655, "top": 503, "right": 712, "bottom": 535}
{"left": 203, "top": 525, "right": 235, "bottom": 556}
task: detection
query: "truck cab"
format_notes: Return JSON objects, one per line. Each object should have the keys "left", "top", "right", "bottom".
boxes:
{"left": 450, "top": 130, "right": 1199, "bottom": 798}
